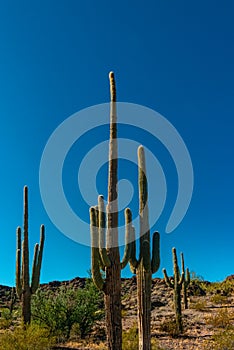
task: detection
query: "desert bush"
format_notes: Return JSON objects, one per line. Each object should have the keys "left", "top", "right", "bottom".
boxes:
{"left": 211, "top": 294, "right": 229, "bottom": 305}
{"left": 159, "top": 318, "right": 182, "bottom": 337}
{"left": 204, "top": 327, "right": 234, "bottom": 350}
{"left": 32, "top": 278, "right": 104, "bottom": 341}
{"left": 0, "top": 308, "right": 13, "bottom": 329}
{"left": 190, "top": 299, "right": 207, "bottom": 311}
{"left": 201, "top": 280, "right": 234, "bottom": 297}
{"left": 0, "top": 324, "right": 55, "bottom": 350}
{"left": 206, "top": 308, "right": 234, "bottom": 329}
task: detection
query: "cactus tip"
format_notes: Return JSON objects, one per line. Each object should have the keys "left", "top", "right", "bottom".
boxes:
{"left": 125, "top": 207, "right": 131, "bottom": 215}
{"left": 109, "top": 71, "right": 114, "bottom": 79}
{"left": 90, "top": 207, "right": 95, "bottom": 214}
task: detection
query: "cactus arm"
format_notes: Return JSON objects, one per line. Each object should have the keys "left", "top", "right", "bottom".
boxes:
{"left": 16, "top": 227, "right": 22, "bottom": 297}
{"left": 181, "top": 252, "right": 185, "bottom": 274}
{"left": 142, "top": 239, "right": 151, "bottom": 272}
{"left": 98, "top": 196, "right": 111, "bottom": 268}
{"left": 151, "top": 231, "right": 160, "bottom": 274}
{"left": 129, "top": 226, "right": 139, "bottom": 273}
{"left": 163, "top": 268, "right": 174, "bottom": 288}
{"left": 35, "top": 225, "right": 45, "bottom": 285}
{"left": 90, "top": 207, "right": 105, "bottom": 291}
{"left": 31, "top": 224, "right": 45, "bottom": 293}
{"left": 185, "top": 267, "right": 190, "bottom": 286}
{"left": 31, "top": 243, "right": 39, "bottom": 293}
{"left": 120, "top": 208, "right": 132, "bottom": 269}
{"left": 179, "top": 272, "right": 185, "bottom": 286}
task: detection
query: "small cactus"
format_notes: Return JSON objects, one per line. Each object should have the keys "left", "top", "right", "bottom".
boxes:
{"left": 163, "top": 247, "right": 184, "bottom": 333}
{"left": 16, "top": 186, "right": 45, "bottom": 324}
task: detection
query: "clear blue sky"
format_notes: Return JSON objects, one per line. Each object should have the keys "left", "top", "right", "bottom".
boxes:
{"left": 0, "top": 0, "right": 233, "bottom": 286}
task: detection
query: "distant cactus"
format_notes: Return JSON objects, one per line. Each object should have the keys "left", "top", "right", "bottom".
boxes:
{"left": 16, "top": 186, "right": 45, "bottom": 324}
{"left": 90, "top": 72, "right": 132, "bottom": 350}
{"left": 181, "top": 252, "right": 190, "bottom": 309}
{"left": 128, "top": 146, "right": 160, "bottom": 350}
{"left": 163, "top": 247, "right": 184, "bottom": 333}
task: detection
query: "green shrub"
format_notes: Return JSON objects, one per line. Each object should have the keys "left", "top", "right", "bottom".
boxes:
{"left": 0, "top": 308, "right": 13, "bottom": 329}
{"left": 159, "top": 318, "right": 182, "bottom": 337}
{"left": 206, "top": 308, "right": 234, "bottom": 329}
{"left": 0, "top": 324, "right": 55, "bottom": 350}
{"left": 204, "top": 328, "right": 234, "bottom": 350}
{"left": 190, "top": 299, "right": 207, "bottom": 311}
{"left": 32, "top": 278, "right": 104, "bottom": 341}
{"left": 201, "top": 280, "right": 234, "bottom": 296}
{"left": 211, "top": 294, "right": 229, "bottom": 305}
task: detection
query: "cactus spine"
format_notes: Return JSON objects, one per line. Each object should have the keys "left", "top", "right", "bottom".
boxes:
{"left": 128, "top": 146, "right": 160, "bottom": 350}
{"left": 181, "top": 252, "right": 190, "bottom": 309}
{"left": 163, "top": 247, "right": 184, "bottom": 333}
{"left": 90, "top": 72, "right": 132, "bottom": 350}
{"left": 16, "top": 186, "right": 45, "bottom": 324}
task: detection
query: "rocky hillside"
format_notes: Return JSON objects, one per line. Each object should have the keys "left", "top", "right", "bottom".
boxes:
{"left": 1, "top": 276, "right": 234, "bottom": 350}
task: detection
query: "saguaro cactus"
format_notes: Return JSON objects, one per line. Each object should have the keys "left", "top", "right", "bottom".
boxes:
{"left": 163, "top": 247, "right": 184, "bottom": 333}
{"left": 90, "top": 72, "right": 131, "bottom": 350}
{"left": 16, "top": 186, "right": 45, "bottom": 324}
{"left": 181, "top": 252, "right": 190, "bottom": 309}
{"left": 128, "top": 146, "right": 160, "bottom": 350}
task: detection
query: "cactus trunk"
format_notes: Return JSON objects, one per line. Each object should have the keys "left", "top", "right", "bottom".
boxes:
{"left": 128, "top": 146, "right": 160, "bottom": 350}
{"left": 90, "top": 73, "right": 125, "bottom": 350}
{"left": 137, "top": 146, "right": 152, "bottom": 350}
{"left": 104, "top": 72, "right": 122, "bottom": 350}
{"left": 137, "top": 266, "right": 152, "bottom": 350}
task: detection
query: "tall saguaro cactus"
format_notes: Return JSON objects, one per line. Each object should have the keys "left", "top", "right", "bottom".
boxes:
{"left": 181, "top": 252, "right": 190, "bottom": 309}
{"left": 16, "top": 186, "right": 45, "bottom": 324}
{"left": 163, "top": 247, "right": 184, "bottom": 333}
{"left": 90, "top": 72, "right": 130, "bottom": 350}
{"left": 128, "top": 146, "right": 160, "bottom": 350}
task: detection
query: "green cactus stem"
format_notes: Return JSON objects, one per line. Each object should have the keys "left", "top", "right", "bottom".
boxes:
{"left": 181, "top": 252, "right": 190, "bottom": 309}
{"left": 163, "top": 247, "right": 184, "bottom": 333}
{"left": 128, "top": 146, "right": 160, "bottom": 350}
{"left": 16, "top": 186, "right": 45, "bottom": 324}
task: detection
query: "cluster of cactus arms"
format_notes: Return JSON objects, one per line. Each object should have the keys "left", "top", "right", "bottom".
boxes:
{"left": 127, "top": 146, "right": 160, "bottom": 350}
{"left": 16, "top": 186, "right": 45, "bottom": 324}
{"left": 90, "top": 72, "right": 128, "bottom": 350}
{"left": 90, "top": 197, "right": 132, "bottom": 292}
{"left": 163, "top": 247, "right": 184, "bottom": 333}
{"left": 181, "top": 252, "right": 190, "bottom": 309}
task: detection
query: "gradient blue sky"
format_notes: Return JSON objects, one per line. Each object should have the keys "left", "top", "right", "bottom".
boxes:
{"left": 0, "top": 1, "right": 233, "bottom": 286}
